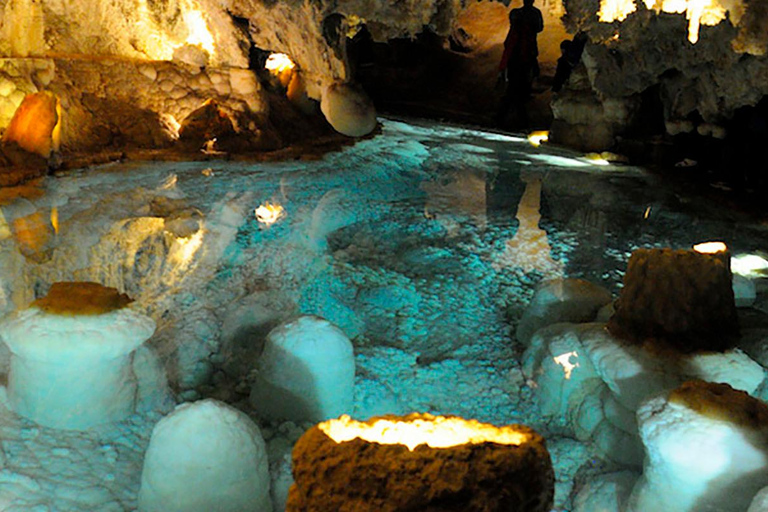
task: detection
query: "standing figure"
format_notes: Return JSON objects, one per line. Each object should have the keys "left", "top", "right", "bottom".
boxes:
{"left": 497, "top": 0, "right": 544, "bottom": 127}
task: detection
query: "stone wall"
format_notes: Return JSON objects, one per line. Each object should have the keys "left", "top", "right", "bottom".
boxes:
{"left": 553, "top": 3, "right": 768, "bottom": 151}
{"left": 0, "top": 58, "right": 268, "bottom": 152}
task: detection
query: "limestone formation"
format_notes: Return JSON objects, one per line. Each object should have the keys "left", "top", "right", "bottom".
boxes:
{"left": 0, "top": 282, "right": 155, "bottom": 429}
{"left": 138, "top": 399, "right": 272, "bottom": 512}
{"left": 523, "top": 320, "right": 767, "bottom": 467}
{"left": 178, "top": 99, "right": 237, "bottom": 150}
{"left": 553, "top": 2, "right": 768, "bottom": 151}
{"left": 629, "top": 381, "right": 768, "bottom": 512}
{"left": 1, "top": 91, "right": 60, "bottom": 159}
{"left": 250, "top": 315, "right": 355, "bottom": 422}
{"left": 608, "top": 248, "right": 738, "bottom": 352}
{"left": 320, "top": 81, "right": 377, "bottom": 137}
{"left": 516, "top": 277, "right": 613, "bottom": 345}
{"left": 287, "top": 413, "right": 554, "bottom": 512}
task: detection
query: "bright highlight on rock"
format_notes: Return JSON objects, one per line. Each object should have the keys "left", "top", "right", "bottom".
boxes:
{"left": 731, "top": 253, "right": 768, "bottom": 277}
{"left": 319, "top": 413, "right": 529, "bottom": 451}
{"left": 183, "top": 10, "right": 215, "bottom": 54}
{"left": 693, "top": 241, "right": 727, "bottom": 254}
{"left": 553, "top": 351, "right": 579, "bottom": 380}
{"left": 598, "top": 0, "right": 727, "bottom": 43}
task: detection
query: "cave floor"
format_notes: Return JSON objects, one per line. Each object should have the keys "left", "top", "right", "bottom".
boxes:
{"left": 1, "top": 117, "right": 768, "bottom": 511}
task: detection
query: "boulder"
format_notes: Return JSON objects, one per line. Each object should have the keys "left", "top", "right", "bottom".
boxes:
{"left": 628, "top": 381, "right": 768, "bottom": 512}
{"left": 320, "top": 82, "right": 377, "bottom": 137}
{"left": 287, "top": 413, "right": 554, "bottom": 512}
{"left": 517, "top": 278, "right": 612, "bottom": 345}
{"left": 138, "top": 399, "right": 272, "bottom": 512}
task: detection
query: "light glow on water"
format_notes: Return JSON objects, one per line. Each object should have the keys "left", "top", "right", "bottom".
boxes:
{"left": 255, "top": 202, "right": 285, "bottom": 225}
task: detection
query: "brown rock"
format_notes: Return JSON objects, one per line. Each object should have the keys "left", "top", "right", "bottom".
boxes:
{"left": 287, "top": 413, "right": 554, "bottom": 512}
{"left": 608, "top": 247, "right": 738, "bottom": 352}
{"left": 2, "top": 91, "right": 60, "bottom": 159}
{"left": 669, "top": 380, "right": 768, "bottom": 429}
{"left": 32, "top": 282, "right": 133, "bottom": 316}
{"left": 177, "top": 99, "right": 236, "bottom": 150}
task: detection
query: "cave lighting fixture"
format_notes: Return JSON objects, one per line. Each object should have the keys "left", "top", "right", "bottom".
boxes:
{"left": 319, "top": 413, "right": 530, "bottom": 451}
{"left": 255, "top": 202, "right": 285, "bottom": 225}
{"left": 693, "top": 241, "right": 727, "bottom": 254}
{"left": 265, "top": 53, "right": 296, "bottom": 74}
{"left": 528, "top": 130, "right": 549, "bottom": 147}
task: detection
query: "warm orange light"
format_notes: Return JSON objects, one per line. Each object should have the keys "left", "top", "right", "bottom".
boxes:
{"left": 600, "top": 0, "right": 727, "bottom": 43}
{"left": 693, "top": 241, "right": 727, "bottom": 254}
{"left": 50, "top": 207, "right": 59, "bottom": 235}
{"left": 598, "top": 0, "right": 636, "bottom": 22}
{"left": 2, "top": 91, "right": 61, "bottom": 158}
{"left": 265, "top": 53, "right": 296, "bottom": 87}
{"left": 255, "top": 202, "right": 285, "bottom": 225}
{"left": 527, "top": 131, "right": 549, "bottom": 147}
{"left": 493, "top": 174, "right": 563, "bottom": 275}
{"left": 319, "top": 414, "right": 529, "bottom": 451}
{"left": 265, "top": 53, "right": 295, "bottom": 74}
{"left": 183, "top": 10, "right": 215, "bottom": 54}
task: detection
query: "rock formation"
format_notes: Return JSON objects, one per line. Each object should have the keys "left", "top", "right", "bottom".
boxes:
{"left": 138, "top": 399, "right": 272, "bottom": 512}
{"left": 287, "top": 413, "right": 555, "bottom": 512}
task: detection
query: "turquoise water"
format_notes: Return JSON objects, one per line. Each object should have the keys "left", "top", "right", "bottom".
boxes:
{"left": 1, "top": 118, "right": 767, "bottom": 511}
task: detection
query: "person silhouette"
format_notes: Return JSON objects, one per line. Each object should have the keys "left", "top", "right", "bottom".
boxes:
{"left": 497, "top": 0, "right": 544, "bottom": 127}
{"left": 552, "top": 32, "right": 587, "bottom": 92}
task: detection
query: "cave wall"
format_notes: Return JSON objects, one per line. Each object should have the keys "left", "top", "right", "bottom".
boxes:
{"left": 0, "top": 0, "right": 268, "bottom": 153}
{"left": 553, "top": 0, "right": 768, "bottom": 151}
{"left": 3, "top": 0, "right": 768, "bottom": 159}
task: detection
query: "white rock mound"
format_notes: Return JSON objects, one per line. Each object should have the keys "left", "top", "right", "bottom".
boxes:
{"left": 0, "top": 304, "right": 154, "bottom": 429}
{"left": 138, "top": 399, "right": 271, "bottom": 512}
{"left": 628, "top": 381, "right": 768, "bottom": 512}
{"left": 517, "top": 278, "right": 612, "bottom": 345}
{"left": 320, "top": 82, "right": 377, "bottom": 137}
{"left": 250, "top": 315, "right": 355, "bottom": 423}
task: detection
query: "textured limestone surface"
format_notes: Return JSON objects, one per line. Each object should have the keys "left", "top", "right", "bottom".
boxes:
{"left": 629, "top": 380, "right": 768, "bottom": 512}
{"left": 516, "top": 277, "right": 612, "bottom": 345}
{"left": 0, "top": 0, "right": 248, "bottom": 66}
{"left": 523, "top": 320, "right": 767, "bottom": 467}
{"left": 553, "top": 2, "right": 768, "bottom": 149}
{"left": 608, "top": 248, "right": 738, "bottom": 352}
{"left": 0, "top": 57, "right": 269, "bottom": 155}
{"left": 287, "top": 414, "right": 554, "bottom": 512}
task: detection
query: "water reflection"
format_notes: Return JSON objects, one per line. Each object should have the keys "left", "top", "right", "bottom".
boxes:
{"left": 493, "top": 171, "right": 564, "bottom": 276}
{"left": 421, "top": 169, "right": 488, "bottom": 234}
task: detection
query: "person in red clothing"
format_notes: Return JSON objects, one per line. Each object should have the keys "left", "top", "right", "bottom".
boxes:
{"left": 497, "top": 0, "right": 544, "bottom": 126}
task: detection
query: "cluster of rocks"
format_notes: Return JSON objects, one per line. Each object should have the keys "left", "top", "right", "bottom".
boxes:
{"left": 519, "top": 246, "right": 768, "bottom": 511}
